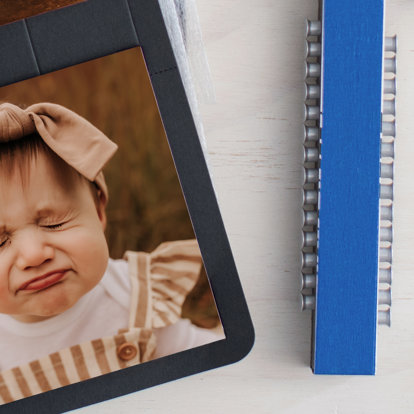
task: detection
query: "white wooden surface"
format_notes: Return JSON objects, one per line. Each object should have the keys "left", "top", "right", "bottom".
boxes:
{"left": 75, "top": 1, "right": 414, "bottom": 412}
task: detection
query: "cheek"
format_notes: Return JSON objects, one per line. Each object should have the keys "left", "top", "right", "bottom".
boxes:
{"left": 0, "top": 286, "right": 9, "bottom": 309}
{"left": 0, "top": 273, "right": 10, "bottom": 299}
{"left": 63, "top": 227, "right": 109, "bottom": 281}
{"left": 0, "top": 283, "right": 17, "bottom": 315}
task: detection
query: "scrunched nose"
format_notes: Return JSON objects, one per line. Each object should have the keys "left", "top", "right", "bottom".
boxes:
{"left": 0, "top": 103, "right": 35, "bottom": 141}
{"left": 15, "top": 230, "right": 55, "bottom": 270}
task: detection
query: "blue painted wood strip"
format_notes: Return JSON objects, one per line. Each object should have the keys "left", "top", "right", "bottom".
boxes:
{"left": 314, "top": 0, "right": 383, "bottom": 374}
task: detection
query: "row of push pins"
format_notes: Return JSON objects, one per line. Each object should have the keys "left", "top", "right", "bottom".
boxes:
{"left": 300, "top": 21, "right": 397, "bottom": 325}
{"left": 378, "top": 35, "right": 397, "bottom": 327}
{"left": 300, "top": 20, "right": 322, "bottom": 312}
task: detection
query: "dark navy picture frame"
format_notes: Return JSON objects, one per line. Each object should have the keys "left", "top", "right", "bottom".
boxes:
{"left": 0, "top": 1, "right": 254, "bottom": 412}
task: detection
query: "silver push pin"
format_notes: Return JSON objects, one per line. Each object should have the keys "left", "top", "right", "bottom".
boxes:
{"left": 382, "top": 120, "right": 396, "bottom": 137}
{"left": 302, "top": 231, "right": 317, "bottom": 247}
{"left": 306, "top": 41, "right": 321, "bottom": 57}
{"left": 381, "top": 141, "right": 394, "bottom": 158}
{"left": 380, "top": 163, "right": 394, "bottom": 180}
{"left": 380, "top": 184, "right": 393, "bottom": 201}
{"left": 302, "top": 252, "right": 317, "bottom": 268}
{"left": 378, "top": 287, "right": 392, "bottom": 306}
{"left": 301, "top": 293, "right": 315, "bottom": 311}
{"left": 380, "top": 226, "right": 393, "bottom": 243}
{"left": 383, "top": 99, "right": 396, "bottom": 116}
{"left": 305, "top": 84, "right": 321, "bottom": 100}
{"left": 380, "top": 205, "right": 393, "bottom": 221}
{"left": 304, "top": 126, "right": 319, "bottom": 142}
{"left": 383, "top": 78, "right": 397, "bottom": 95}
{"left": 306, "top": 20, "right": 321, "bottom": 37}
{"left": 306, "top": 62, "right": 321, "bottom": 78}
{"left": 379, "top": 247, "right": 392, "bottom": 264}
{"left": 384, "top": 56, "right": 397, "bottom": 74}
{"left": 385, "top": 35, "right": 397, "bottom": 53}
{"left": 303, "top": 168, "right": 319, "bottom": 184}
{"left": 305, "top": 105, "right": 320, "bottom": 121}
{"left": 303, "top": 190, "right": 318, "bottom": 205}
{"left": 378, "top": 309, "right": 391, "bottom": 326}
{"left": 301, "top": 273, "right": 316, "bottom": 289}
{"left": 379, "top": 266, "right": 392, "bottom": 284}
{"left": 302, "top": 210, "right": 318, "bottom": 227}
{"left": 304, "top": 147, "right": 319, "bottom": 163}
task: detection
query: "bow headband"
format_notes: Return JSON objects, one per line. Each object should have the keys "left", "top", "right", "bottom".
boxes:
{"left": 0, "top": 102, "right": 118, "bottom": 202}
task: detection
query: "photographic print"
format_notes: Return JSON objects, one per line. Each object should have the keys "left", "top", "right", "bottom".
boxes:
{"left": 0, "top": 48, "right": 224, "bottom": 404}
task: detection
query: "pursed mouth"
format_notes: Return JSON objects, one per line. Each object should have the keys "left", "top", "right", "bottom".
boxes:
{"left": 18, "top": 270, "right": 69, "bottom": 292}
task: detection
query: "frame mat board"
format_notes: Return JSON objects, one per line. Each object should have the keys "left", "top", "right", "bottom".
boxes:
{"left": 0, "top": 0, "right": 254, "bottom": 412}
{"left": 0, "top": 0, "right": 86, "bottom": 26}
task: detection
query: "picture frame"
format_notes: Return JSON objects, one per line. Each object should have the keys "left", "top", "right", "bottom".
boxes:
{"left": 0, "top": 0, "right": 254, "bottom": 412}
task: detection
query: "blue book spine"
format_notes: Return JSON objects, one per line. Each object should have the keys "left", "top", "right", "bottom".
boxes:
{"left": 313, "top": 0, "right": 384, "bottom": 375}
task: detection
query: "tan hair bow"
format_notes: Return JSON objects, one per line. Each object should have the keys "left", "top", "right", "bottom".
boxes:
{"left": 0, "top": 102, "right": 118, "bottom": 202}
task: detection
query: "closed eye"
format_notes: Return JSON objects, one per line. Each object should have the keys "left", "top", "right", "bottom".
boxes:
{"left": 43, "top": 222, "right": 66, "bottom": 230}
{"left": 0, "top": 238, "right": 8, "bottom": 248}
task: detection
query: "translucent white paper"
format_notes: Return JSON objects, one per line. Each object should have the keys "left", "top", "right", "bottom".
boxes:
{"left": 158, "top": 0, "right": 214, "bottom": 153}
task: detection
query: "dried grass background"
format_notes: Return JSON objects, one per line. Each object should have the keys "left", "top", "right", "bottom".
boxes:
{"left": 0, "top": 48, "right": 220, "bottom": 328}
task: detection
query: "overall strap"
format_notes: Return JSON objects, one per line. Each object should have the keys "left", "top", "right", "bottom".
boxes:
{"left": 123, "top": 250, "right": 153, "bottom": 329}
{"left": 0, "top": 328, "right": 152, "bottom": 404}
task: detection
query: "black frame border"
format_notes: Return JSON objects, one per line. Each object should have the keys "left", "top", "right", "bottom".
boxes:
{"left": 0, "top": 1, "right": 254, "bottom": 412}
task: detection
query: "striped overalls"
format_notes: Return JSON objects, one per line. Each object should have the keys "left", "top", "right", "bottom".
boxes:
{"left": 0, "top": 240, "right": 202, "bottom": 404}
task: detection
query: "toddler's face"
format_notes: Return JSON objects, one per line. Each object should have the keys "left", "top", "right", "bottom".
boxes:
{"left": 0, "top": 151, "right": 109, "bottom": 322}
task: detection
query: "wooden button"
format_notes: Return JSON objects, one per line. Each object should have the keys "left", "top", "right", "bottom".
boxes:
{"left": 117, "top": 342, "right": 138, "bottom": 361}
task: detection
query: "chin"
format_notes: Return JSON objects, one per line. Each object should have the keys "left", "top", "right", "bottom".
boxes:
{"left": 36, "top": 289, "right": 80, "bottom": 318}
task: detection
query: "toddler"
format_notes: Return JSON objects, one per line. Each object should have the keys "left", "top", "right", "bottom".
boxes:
{"left": 0, "top": 103, "right": 220, "bottom": 404}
